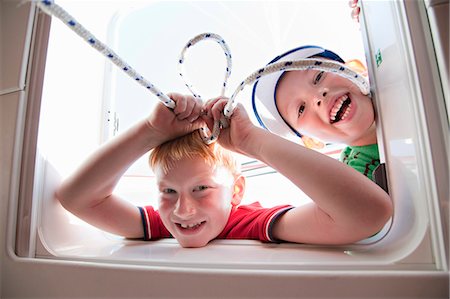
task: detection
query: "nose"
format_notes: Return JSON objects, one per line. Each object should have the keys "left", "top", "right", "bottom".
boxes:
{"left": 315, "top": 88, "right": 328, "bottom": 107}
{"left": 173, "top": 195, "right": 196, "bottom": 218}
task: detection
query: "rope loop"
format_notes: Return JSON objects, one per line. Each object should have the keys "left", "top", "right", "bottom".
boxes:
{"left": 178, "top": 33, "right": 232, "bottom": 100}
{"left": 177, "top": 33, "right": 232, "bottom": 144}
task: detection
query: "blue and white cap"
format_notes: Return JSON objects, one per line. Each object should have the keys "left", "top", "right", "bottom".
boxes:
{"left": 251, "top": 45, "right": 345, "bottom": 143}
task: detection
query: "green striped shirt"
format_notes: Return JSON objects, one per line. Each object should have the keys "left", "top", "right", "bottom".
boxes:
{"left": 339, "top": 144, "right": 380, "bottom": 181}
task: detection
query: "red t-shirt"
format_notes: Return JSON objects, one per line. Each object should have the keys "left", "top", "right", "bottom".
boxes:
{"left": 138, "top": 202, "right": 293, "bottom": 243}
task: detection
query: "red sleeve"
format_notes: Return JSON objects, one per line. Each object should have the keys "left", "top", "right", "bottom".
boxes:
{"left": 217, "top": 202, "right": 293, "bottom": 242}
{"left": 138, "top": 206, "right": 171, "bottom": 240}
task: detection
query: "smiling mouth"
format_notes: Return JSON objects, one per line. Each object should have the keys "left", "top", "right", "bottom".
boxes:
{"left": 176, "top": 221, "right": 206, "bottom": 230}
{"left": 330, "top": 94, "right": 352, "bottom": 124}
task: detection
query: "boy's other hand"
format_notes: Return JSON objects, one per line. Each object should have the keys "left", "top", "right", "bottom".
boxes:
{"left": 202, "top": 97, "right": 257, "bottom": 155}
{"left": 349, "top": 0, "right": 360, "bottom": 23}
{"left": 146, "top": 93, "right": 205, "bottom": 143}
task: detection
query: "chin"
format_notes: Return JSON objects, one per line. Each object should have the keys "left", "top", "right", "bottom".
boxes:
{"left": 177, "top": 238, "right": 210, "bottom": 248}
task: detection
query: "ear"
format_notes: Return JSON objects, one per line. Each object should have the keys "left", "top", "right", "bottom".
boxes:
{"left": 231, "top": 175, "right": 245, "bottom": 206}
{"left": 301, "top": 135, "right": 325, "bottom": 150}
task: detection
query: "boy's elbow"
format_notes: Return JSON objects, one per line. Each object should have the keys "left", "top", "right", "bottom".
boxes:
{"left": 54, "top": 185, "right": 72, "bottom": 210}
{"left": 364, "top": 193, "right": 393, "bottom": 237}
{"left": 54, "top": 183, "right": 81, "bottom": 213}
{"left": 337, "top": 195, "right": 392, "bottom": 244}
{"left": 381, "top": 194, "right": 394, "bottom": 221}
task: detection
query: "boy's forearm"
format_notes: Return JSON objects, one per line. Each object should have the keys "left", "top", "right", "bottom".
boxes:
{"left": 56, "top": 120, "right": 163, "bottom": 211}
{"left": 241, "top": 129, "right": 391, "bottom": 227}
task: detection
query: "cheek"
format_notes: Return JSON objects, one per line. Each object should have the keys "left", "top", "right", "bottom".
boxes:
{"left": 297, "top": 114, "right": 323, "bottom": 137}
{"left": 364, "top": 99, "right": 375, "bottom": 118}
{"left": 202, "top": 197, "right": 228, "bottom": 213}
{"left": 203, "top": 190, "right": 233, "bottom": 214}
{"left": 157, "top": 200, "right": 179, "bottom": 233}
{"left": 209, "top": 203, "right": 232, "bottom": 230}
{"left": 353, "top": 96, "right": 375, "bottom": 125}
{"left": 158, "top": 199, "right": 174, "bottom": 218}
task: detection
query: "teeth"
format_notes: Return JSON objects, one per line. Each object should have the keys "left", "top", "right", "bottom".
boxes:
{"left": 180, "top": 222, "right": 203, "bottom": 229}
{"left": 330, "top": 95, "right": 351, "bottom": 122}
{"left": 341, "top": 104, "right": 351, "bottom": 120}
{"left": 330, "top": 95, "right": 347, "bottom": 121}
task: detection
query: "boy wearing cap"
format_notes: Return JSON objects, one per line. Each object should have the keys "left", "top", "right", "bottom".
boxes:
{"left": 251, "top": 46, "right": 381, "bottom": 181}
{"left": 56, "top": 92, "right": 392, "bottom": 248}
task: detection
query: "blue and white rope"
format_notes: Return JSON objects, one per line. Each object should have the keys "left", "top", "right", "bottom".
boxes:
{"left": 35, "top": 0, "right": 175, "bottom": 109}
{"left": 34, "top": 0, "right": 370, "bottom": 144}
{"left": 224, "top": 58, "right": 370, "bottom": 118}
{"left": 177, "top": 33, "right": 232, "bottom": 142}
{"left": 178, "top": 33, "right": 232, "bottom": 100}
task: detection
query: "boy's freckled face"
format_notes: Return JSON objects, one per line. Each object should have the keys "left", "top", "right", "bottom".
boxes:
{"left": 154, "top": 156, "right": 235, "bottom": 248}
{"left": 276, "top": 70, "right": 376, "bottom": 146}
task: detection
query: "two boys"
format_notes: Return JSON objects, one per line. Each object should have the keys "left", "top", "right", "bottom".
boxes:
{"left": 56, "top": 92, "right": 392, "bottom": 247}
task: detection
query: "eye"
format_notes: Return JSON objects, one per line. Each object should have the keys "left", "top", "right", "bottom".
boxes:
{"left": 193, "top": 185, "right": 209, "bottom": 192}
{"left": 162, "top": 188, "right": 177, "bottom": 194}
{"left": 313, "top": 71, "right": 324, "bottom": 85}
{"left": 298, "top": 104, "right": 305, "bottom": 117}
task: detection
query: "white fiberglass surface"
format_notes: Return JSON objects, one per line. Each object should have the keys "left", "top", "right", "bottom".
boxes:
{"left": 33, "top": 0, "right": 442, "bottom": 270}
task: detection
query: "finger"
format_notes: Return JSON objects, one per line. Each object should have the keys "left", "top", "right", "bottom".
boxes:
{"left": 204, "top": 96, "right": 223, "bottom": 107}
{"left": 211, "top": 98, "right": 228, "bottom": 121}
{"left": 351, "top": 7, "right": 360, "bottom": 21}
{"left": 203, "top": 96, "right": 227, "bottom": 118}
{"left": 173, "top": 94, "right": 187, "bottom": 117}
{"left": 202, "top": 98, "right": 217, "bottom": 118}
{"left": 189, "top": 99, "right": 203, "bottom": 122}
{"left": 167, "top": 92, "right": 185, "bottom": 116}
{"left": 348, "top": 0, "right": 358, "bottom": 8}
{"left": 201, "top": 114, "right": 215, "bottom": 132}
{"left": 229, "top": 103, "right": 249, "bottom": 121}
{"left": 176, "top": 96, "right": 195, "bottom": 120}
{"left": 167, "top": 92, "right": 184, "bottom": 103}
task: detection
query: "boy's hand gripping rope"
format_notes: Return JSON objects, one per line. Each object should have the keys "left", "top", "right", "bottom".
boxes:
{"left": 35, "top": 0, "right": 370, "bottom": 144}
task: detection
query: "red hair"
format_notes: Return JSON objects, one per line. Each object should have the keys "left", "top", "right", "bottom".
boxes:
{"left": 149, "top": 130, "right": 240, "bottom": 176}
